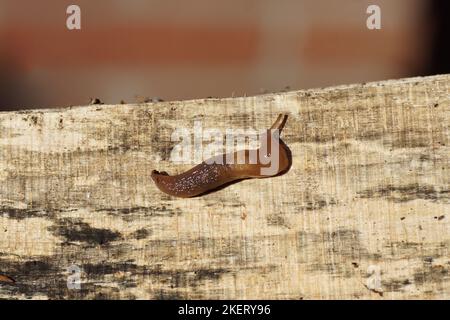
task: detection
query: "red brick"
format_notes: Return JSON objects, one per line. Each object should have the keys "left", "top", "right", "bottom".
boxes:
{"left": 301, "top": 27, "right": 423, "bottom": 67}
{"left": 1, "top": 25, "right": 260, "bottom": 70}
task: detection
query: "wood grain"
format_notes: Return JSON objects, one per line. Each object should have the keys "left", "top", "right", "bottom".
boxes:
{"left": 0, "top": 74, "right": 449, "bottom": 299}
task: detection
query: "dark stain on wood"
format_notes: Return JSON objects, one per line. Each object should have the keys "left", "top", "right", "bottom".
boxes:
{"left": 58, "top": 117, "right": 64, "bottom": 129}
{"left": 1, "top": 208, "right": 49, "bottom": 220}
{"left": 92, "top": 290, "right": 137, "bottom": 300}
{"left": 266, "top": 214, "right": 290, "bottom": 228}
{"left": 193, "top": 268, "right": 230, "bottom": 281}
{"left": 130, "top": 228, "right": 151, "bottom": 240}
{"left": 303, "top": 199, "right": 331, "bottom": 211}
{"left": 0, "top": 255, "right": 233, "bottom": 299}
{"left": 83, "top": 262, "right": 140, "bottom": 276}
{"left": 0, "top": 258, "right": 71, "bottom": 299}
{"left": 387, "top": 131, "right": 435, "bottom": 149}
{"left": 358, "top": 183, "right": 450, "bottom": 203}
{"left": 155, "top": 290, "right": 185, "bottom": 300}
{"left": 285, "top": 194, "right": 338, "bottom": 212}
{"left": 413, "top": 265, "right": 449, "bottom": 286}
{"left": 97, "top": 205, "right": 181, "bottom": 215}
{"left": 423, "top": 257, "right": 434, "bottom": 264}
{"left": 95, "top": 205, "right": 182, "bottom": 222}
{"left": 83, "top": 262, "right": 232, "bottom": 289}
{"left": 382, "top": 278, "right": 411, "bottom": 292}
{"left": 150, "top": 124, "right": 175, "bottom": 162}
{"left": 48, "top": 218, "right": 122, "bottom": 246}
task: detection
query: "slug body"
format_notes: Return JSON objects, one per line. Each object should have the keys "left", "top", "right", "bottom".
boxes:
{"left": 151, "top": 114, "right": 291, "bottom": 198}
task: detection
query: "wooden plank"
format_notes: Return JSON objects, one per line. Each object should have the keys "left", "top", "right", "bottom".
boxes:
{"left": 0, "top": 74, "right": 449, "bottom": 299}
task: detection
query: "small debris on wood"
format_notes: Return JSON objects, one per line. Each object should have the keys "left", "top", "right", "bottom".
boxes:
{"left": 89, "top": 98, "right": 103, "bottom": 105}
{"left": 423, "top": 257, "right": 433, "bottom": 263}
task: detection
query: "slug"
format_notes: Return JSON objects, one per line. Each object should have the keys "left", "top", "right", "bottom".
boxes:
{"left": 0, "top": 274, "right": 15, "bottom": 284}
{"left": 151, "top": 114, "right": 291, "bottom": 198}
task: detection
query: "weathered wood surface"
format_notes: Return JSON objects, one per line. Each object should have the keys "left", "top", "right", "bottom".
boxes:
{"left": 0, "top": 74, "right": 449, "bottom": 299}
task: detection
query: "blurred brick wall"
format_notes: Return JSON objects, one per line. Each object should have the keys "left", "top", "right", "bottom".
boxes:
{"left": 0, "top": 0, "right": 431, "bottom": 109}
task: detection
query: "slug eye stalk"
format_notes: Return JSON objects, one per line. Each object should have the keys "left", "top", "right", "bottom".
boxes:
{"left": 151, "top": 114, "right": 292, "bottom": 198}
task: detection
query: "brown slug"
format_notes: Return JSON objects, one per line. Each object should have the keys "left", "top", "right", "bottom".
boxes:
{"left": 151, "top": 114, "right": 291, "bottom": 198}
{"left": 0, "top": 274, "right": 15, "bottom": 284}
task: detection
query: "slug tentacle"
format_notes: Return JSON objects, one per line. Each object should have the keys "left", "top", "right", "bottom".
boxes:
{"left": 151, "top": 114, "right": 292, "bottom": 198}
